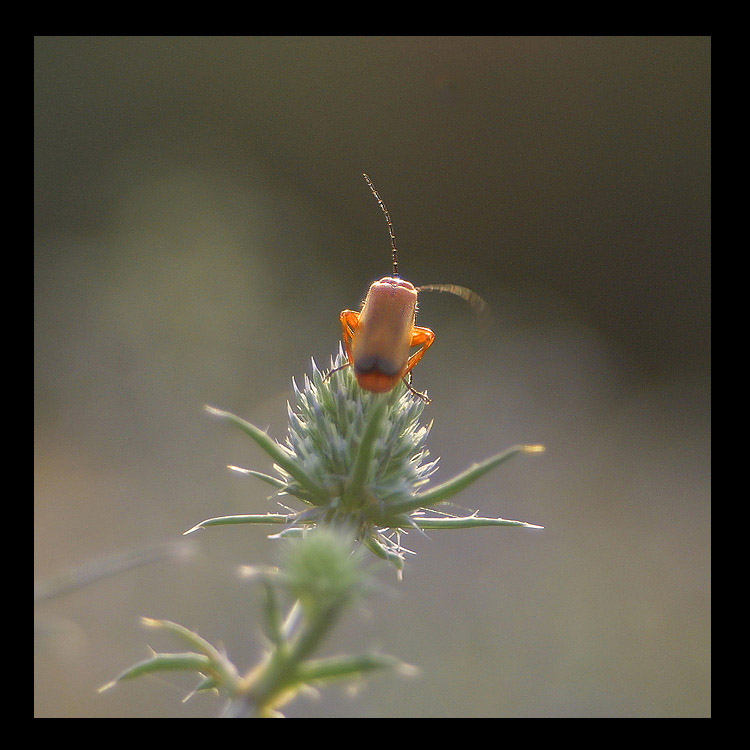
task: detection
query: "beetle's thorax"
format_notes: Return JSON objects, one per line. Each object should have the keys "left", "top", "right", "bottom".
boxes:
{"left": 358, "top": 277, "right": 418, "bottom": 333}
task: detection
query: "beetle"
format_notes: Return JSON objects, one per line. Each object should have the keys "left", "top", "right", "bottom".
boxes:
{"left": 325, "top": 174, "right": 487, "bottom": 404}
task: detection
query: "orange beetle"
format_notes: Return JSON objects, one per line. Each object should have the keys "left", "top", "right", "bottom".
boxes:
{"left": 326, "top": 174, "right": 487, "bottom": 404}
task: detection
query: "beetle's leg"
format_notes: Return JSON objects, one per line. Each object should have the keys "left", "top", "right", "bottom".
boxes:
{"left": 400, "top": 326, "right": 436, "bottom": 403}
{"left": 403, "top": 326, "right": 435, "bottom": 376}
{"left": 339, "top": 310, "right": 360, "bottom": 365}
{"left": 324, "top": 310, "right": 360, "bottom": 381}
{"left": 401, "top": 377, "right": 432, "bottom": 404}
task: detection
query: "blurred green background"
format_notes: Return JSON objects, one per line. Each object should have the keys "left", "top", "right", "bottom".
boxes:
{"left": 34, "top": 36, "right": 710, "bottom": 717}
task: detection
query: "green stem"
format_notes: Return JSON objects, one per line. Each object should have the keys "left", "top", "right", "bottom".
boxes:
{"left": 230, "top": 597, "right": 342, "bottom": 718}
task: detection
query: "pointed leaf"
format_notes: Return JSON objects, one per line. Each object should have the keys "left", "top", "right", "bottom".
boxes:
{"left": 387, "top": 445, "right": 544, "bottom": 515}
{"left": 99, "top": 652, "right": 211, "bottom": 692}
{"left": 205, "top": 406, "right": 326, "bottom": 503}
{"left": 184, "top": 513, "right": 291, "bottom": 535}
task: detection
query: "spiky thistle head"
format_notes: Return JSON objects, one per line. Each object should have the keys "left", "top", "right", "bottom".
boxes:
{"left": 282, "top": 346, "right": 437, "bottom": 512}
{"left": 195, "top": 347, "right": 543, "bottom": 574}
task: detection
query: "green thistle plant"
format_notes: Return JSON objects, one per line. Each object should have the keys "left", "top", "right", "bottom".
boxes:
{"left": 188, "top": 346, "right": 543, "bottom": 575}
{"left": 100, "top": 528, "right": 412, "bottom": 717}
{"left": 101, "top": 349, "right": 543, "bottom": 716}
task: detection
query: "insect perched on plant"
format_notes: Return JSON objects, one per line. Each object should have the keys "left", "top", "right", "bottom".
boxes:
{"left": 325, "top": 174, "right": 488, "bottom": 404}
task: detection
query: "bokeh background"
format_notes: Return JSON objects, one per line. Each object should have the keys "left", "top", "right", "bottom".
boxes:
{"left": 34, "top": 36, "right": 710, "bottom": 717}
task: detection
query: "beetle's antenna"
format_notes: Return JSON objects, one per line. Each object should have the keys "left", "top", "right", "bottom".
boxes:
{"left": 416, "top": 284, "right": 488, "bottom": 314}
{"left": 417, "top": 284, "right": 492, "bottom": 331}
{"left": 363, "top": 173, "right": 399, "bottom": 277}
